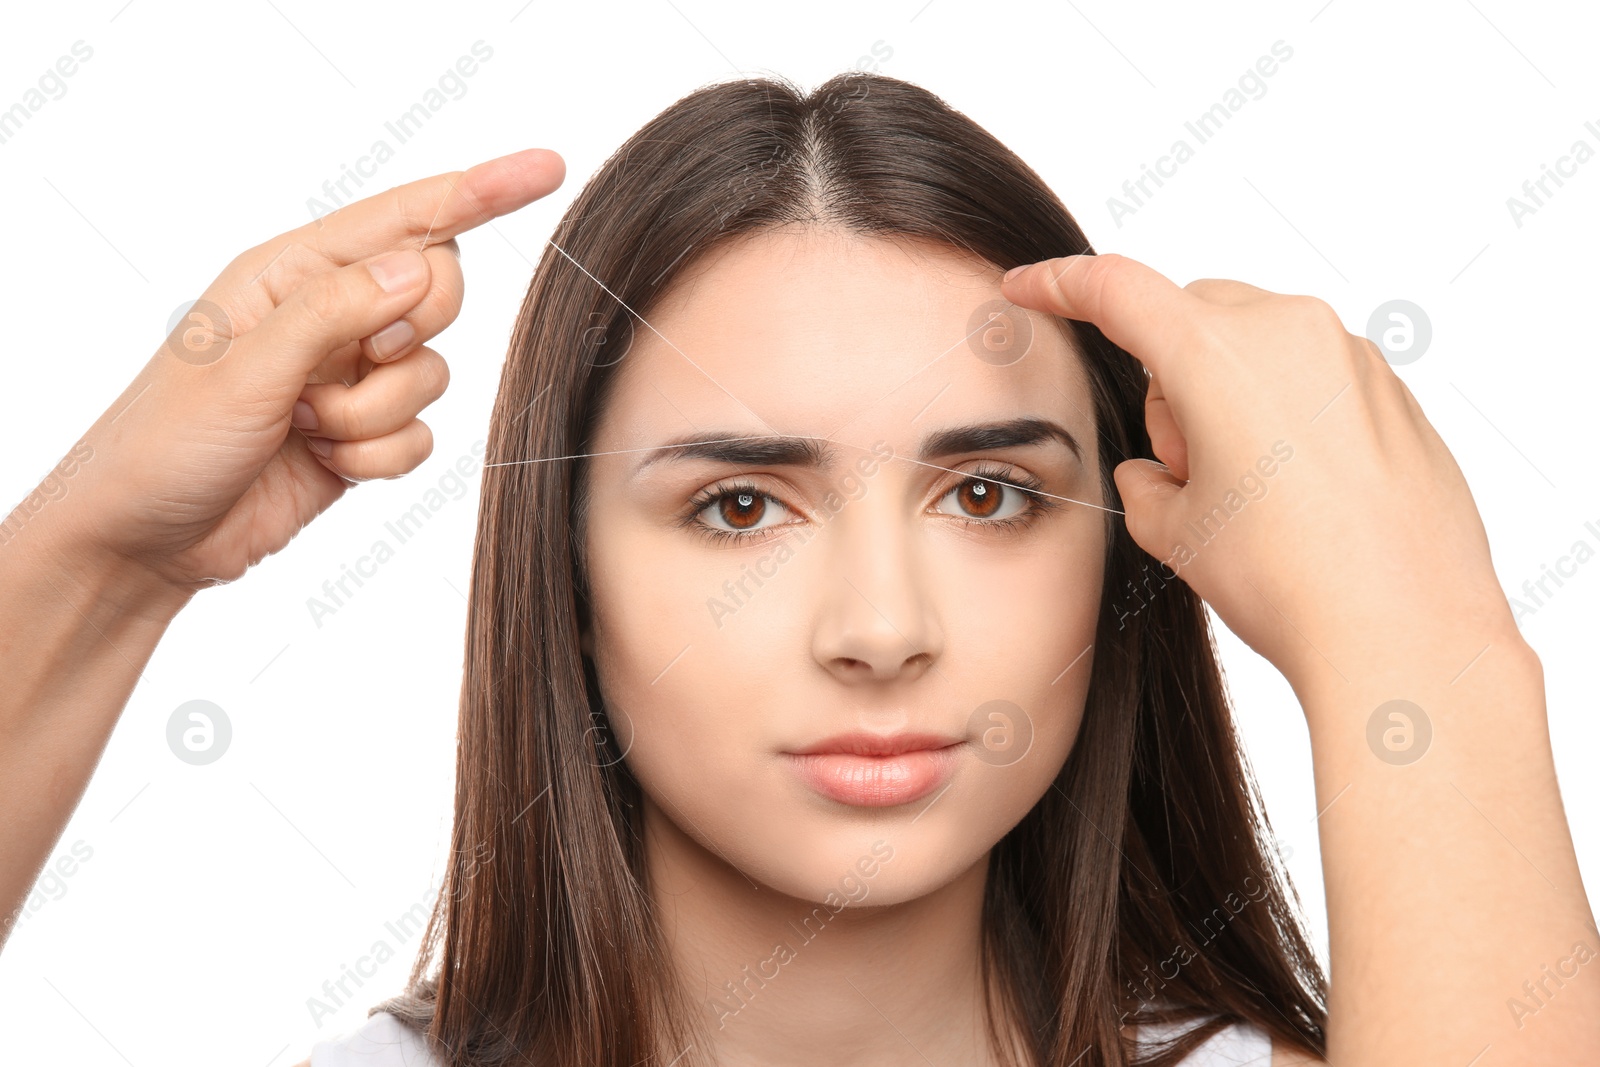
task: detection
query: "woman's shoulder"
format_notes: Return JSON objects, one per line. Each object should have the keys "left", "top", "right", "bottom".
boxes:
{"left": 297, "top": 1008, "right": 1320, "bottom": 1067}
{"left": 294, "top": 1011, "right": 442, "bottom": 1067}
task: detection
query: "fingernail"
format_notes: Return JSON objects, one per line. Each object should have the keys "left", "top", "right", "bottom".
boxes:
{"left": 291, "top": 400, "right": 318, "bottom": 431}
{"left": 305, "top": 436, "right": 333, "bottom": 457}
{"left": 1003, "top": 264, "right": 1028, "bottom": 283}
{"left": 368, "top": 249, "right": 427, "bottom": 292}
{"left": 370, "top": 318, "right": 417, "bottom": 361}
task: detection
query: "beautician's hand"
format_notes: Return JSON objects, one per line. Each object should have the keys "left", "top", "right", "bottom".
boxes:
{"left": 0, "top": 148, "right": 566, "bottom": 956}
{"left": 1005, "top": 255, "right": 1600, "bottom": 1064}
{"left": 64, "top": 147, "right": 564, "bottom": 594}
{"left": 1002, "top": 253, "right": 1515, "bottom": 685}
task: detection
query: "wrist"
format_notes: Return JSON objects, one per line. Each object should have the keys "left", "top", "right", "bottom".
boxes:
{"left": 1278, "top": 601, "right": 1535, "bottom": 707}
{"left": 1285, "top": 619, "right": 1545, "bottom": 760}
{"left": 3, "top": 505, "right": 195, "bottom": 628}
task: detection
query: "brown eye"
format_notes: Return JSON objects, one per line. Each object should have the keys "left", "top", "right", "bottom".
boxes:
{"left": 696, "top": 486, "right": 794, "bottom": 537}
{"left": 719, "top": 490, "right": 765, "bottom": 529}
{"left": 956, "top": 478, "right": 1001, "bottom": 518}
{"left": 934, "top": 472, "right": 1034, "bottom": 523}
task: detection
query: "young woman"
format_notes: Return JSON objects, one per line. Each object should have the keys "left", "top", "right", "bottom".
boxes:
{"left": 1, "top": 73, "right": 1593, "bottom": 1067}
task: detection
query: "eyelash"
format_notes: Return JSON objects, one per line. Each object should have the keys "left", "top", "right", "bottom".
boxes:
{"left": 677, "top": 462, "right": 1061, "bottom": 546}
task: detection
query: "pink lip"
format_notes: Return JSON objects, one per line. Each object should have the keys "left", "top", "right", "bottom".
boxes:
{"left": 784, "top": 733, "right": 965, "bottom": 807}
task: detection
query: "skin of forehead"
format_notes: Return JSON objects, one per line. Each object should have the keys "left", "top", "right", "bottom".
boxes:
{"left": 594, "top": 225, "right": 1095, "bottom": 471}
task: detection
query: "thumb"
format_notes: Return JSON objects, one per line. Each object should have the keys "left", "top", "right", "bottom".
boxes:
{"left": 1113, "top": 458, "right": 1187, "bottom": 560}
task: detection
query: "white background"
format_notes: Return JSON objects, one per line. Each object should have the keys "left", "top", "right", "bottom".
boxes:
{"left": 2, "top": 2, "right": 1596, "bottom": 1064}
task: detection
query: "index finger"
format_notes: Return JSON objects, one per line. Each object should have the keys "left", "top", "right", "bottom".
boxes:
{"left": 1000, "top": 252, "right": 1198, "bottom": 379}
{"left": 296, "top": 147, "right": 566, "bottom": 264}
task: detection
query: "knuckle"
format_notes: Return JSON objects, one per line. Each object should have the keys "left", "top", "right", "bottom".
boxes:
{"left": 1053, "top": 252, "right": 1121, "bottom": 310}
{"left": 279, "top": 240, "right": 323, "bottom": 275}
{"left": 394, "top": 178, "right": 458, "bottom": 235}
{"left": 411, "top": 419, "right": 435, "bottom": 460}
{"left": 418, "top": 349, "right": 451, "bottom": 400}
{"left": 1185, "top": 277, "right": 1256, "bottom": 304}
{"left": 1357, "top": 334, "right": 1388, "bottom": 369}
{"left": 1085, "top": 252, "right": 1126, "bottom": 286}
{"left": 257, "top": 241, "right": 319, "bottom": 305}
{"left": 334, "top": 390, "right": 368, "bottom": 440}
{"left": 1288, "top": 293, "right": 1343, "bottom": 331}
{"left": 385, "top": 186, "right": 417, "bottom": 230}
{"left": 295, "top": 270, "right": 353, "bottom": 333}
{"left": 430, "top": 270, "right": 465, "bottom": 325}
{"left": 1271, "top": 295, "right": 1363, "bottom": 377}
{"left": 223, "top": 247, "right": 256, "bottom": 281}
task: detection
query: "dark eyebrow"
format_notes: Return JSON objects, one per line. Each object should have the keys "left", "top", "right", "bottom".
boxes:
{"left": 631, "top": 416, "right": 1081, "bottom": 478}
{"left": 917, "top": 416, "right": 1083, "bottom": 465}
{"left": 632, "top": 433, "right": 837, "bottom": 478}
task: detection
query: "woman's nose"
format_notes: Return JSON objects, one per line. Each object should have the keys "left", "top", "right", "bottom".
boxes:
{"left": 809, "top": 505, "right": 945, "bottom": 685}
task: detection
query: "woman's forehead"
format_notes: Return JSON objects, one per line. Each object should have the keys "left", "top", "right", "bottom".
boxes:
{"left": 593, "top": 229, "right": 1093, "bottom": 457}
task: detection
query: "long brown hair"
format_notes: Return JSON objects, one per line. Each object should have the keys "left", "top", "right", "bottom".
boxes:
{"left": 375, "top": 70, "right": 1328, "bottom": 1066}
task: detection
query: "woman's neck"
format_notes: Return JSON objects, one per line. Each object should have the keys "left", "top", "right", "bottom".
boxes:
{"left": 641, "top": 796, "right": 1015, "bottom": 1067}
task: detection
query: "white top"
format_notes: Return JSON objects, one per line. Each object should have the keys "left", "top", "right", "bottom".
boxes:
{"left": 309, "top": 1010, "right": 1273, "bottom": 1066}
{"left": 309, "top": 1012, "right": 440, "bottom": 1067}
{"left": 1135, "top": 1014, "right": 1274, "bottom": 1065}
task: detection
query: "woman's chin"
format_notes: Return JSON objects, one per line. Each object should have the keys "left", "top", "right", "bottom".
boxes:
{"left": 730, "top": 819, "right": 990, "bottom": 911}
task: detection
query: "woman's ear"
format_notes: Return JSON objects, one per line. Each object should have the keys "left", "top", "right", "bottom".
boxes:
{"left": 580, "top": 620, "right": 595, "bottom": 658}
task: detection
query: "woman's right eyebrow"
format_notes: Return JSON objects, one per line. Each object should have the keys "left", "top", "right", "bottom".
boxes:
{"left": 630, "top": 433, "right": 837, "bottom": 480}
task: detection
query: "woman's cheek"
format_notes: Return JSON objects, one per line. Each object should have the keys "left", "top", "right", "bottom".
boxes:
{"left": 945, "top": 539, "right": 1100, "bottom": 813}
{"left": 589, "top": 562, "right": 766, "bottom": 791}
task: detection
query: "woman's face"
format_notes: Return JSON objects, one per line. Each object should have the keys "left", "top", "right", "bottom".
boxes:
{"left": 580, "top": 227, "right": 1107, "bottom": 906}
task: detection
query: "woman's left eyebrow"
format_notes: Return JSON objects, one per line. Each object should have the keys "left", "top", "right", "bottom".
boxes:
{"left": 917, "top": 416, "right": 1082, "bottom": 464}
{"left": 630, "top": 416, "right": 1080, "bottom": 478}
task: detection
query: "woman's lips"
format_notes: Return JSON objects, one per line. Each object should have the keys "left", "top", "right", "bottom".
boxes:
{"left": 785, "top": 743, "right": 963, "bottom": 807}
